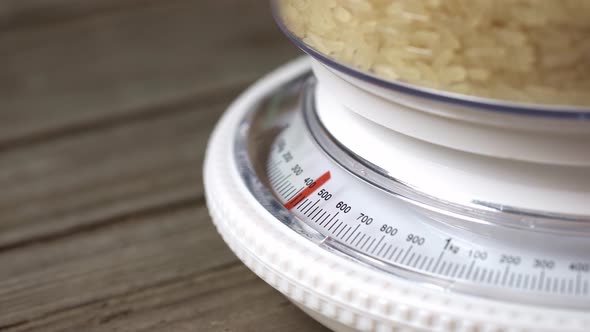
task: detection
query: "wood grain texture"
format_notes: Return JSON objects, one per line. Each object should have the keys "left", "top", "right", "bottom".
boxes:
{"left": 0, "top": 206, "right": 325, "bottom": 331}
{"left": 0, "top": 0, "right": 329, "bottom": 330}
{"left": 0, "top": 0, "right": 152, "bottom": 30}
{"left": 0, "top": 94, "right": 223, "bottom": 249}
{"left": 0, "top": 0, "right": 297, "bottom": 148}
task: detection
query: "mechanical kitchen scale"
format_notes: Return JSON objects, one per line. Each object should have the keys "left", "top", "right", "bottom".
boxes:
{"left": 204, "top": 3, "right": 590, "bottom": 331}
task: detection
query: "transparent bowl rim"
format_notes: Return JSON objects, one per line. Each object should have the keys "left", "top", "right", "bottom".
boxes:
{"left": 271, "top": 0, "right": 590, "bottom": 120}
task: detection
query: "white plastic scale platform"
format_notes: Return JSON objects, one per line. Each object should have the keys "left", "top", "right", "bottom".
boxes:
{"left": 204, "top": 54, "right": 590, "bottom": 331}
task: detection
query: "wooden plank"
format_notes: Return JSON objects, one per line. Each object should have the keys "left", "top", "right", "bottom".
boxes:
{"left": 0, "top": 92, "right": 228, "bottom": 249}
{"left": 0, "top": 1, "right": 326, "bottom": 330}
{"left": 0, "top": 0, "right": 298, "bottom": 148}
{"left": 0, "top": 204, "right": 328, "bottom": 331}
{"left": 0, "top": 0, "right": 152, "bottom": 31}
{"left": 0, "top": 86, "right": 328, "bottom": 331}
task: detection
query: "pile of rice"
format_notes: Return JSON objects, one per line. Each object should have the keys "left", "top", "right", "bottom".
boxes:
{"left": 279, "top": 0, "right": 590, "bottom": 106}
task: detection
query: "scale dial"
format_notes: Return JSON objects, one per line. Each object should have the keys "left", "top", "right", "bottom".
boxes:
{"left": 205, "top": 58, "right": 590, "bottom": 331}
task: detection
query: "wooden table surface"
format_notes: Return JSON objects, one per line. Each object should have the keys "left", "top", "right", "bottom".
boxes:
{"left": 0, "top": 1, "right": 329, "bottom": 330}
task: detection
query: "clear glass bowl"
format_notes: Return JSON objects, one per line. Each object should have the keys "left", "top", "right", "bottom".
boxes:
{"left": 272, "top": 0, "right": 590, "bottom": 116}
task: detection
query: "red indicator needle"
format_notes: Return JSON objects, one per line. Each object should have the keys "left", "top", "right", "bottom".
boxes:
{"left": 284, "top": 171, "right": 331, "bottom": 210}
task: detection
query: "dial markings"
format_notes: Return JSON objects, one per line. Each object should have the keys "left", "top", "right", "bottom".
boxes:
{"left": 267, "top": 127, "right": 590, "bottom": 301}
{"left": 346, "top": 225, "right": 360, "bottom": 242}
{"left": 283, "top": 171, "right": 331, "bottom": 210}
{"left": 372, "top": 236, "right": 385, "bottom": 255}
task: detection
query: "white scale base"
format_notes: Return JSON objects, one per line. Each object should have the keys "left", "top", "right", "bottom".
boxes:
{"left": 204, "top": 57, "right": 589, "bottom": 332}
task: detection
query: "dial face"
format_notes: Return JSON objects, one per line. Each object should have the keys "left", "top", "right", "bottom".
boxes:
{"left": 259, "top": 84, "right": 590, "bottom": 309}
{"left": 207, "top": 58, "right": 590, "bottom": 332}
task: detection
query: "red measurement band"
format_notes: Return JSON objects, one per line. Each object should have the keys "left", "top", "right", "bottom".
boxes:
{"left": 284, "top": 171, "right": 331, "bottom": 210}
